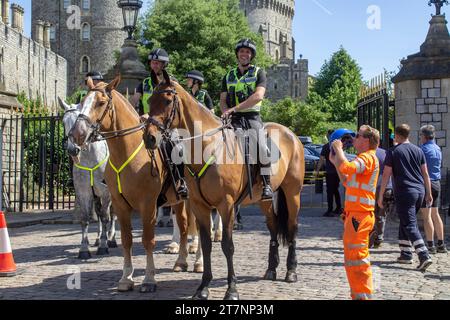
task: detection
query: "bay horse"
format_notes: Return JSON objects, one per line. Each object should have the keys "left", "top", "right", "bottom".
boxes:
{"left": 69, "top": 76, "right": 201, "bottom": 293}
{"left": 59, "top": 98, "right": 117, "bottom": 259}
{"left": 144, "top": 70, "right": 305, "bottom": 300}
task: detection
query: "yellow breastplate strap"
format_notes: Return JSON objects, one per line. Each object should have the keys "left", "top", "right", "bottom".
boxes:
{"left": 108, "top": 141, "right": 145, "bottom": 194}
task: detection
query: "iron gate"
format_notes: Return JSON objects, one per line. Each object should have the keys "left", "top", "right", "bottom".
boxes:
{"left": 1, "top": 113, "right": 75, "bottom": 212}
{"left": 357, "top": 74, "right": 395, "bottom": 150}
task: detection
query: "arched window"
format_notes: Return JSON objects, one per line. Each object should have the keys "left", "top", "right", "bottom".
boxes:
{"left": 274, "top": 82, "right": 278, "bottom": 90}
{"left": 294, "top": 73, "right": 298, "bottom": 81}
{"left": 81, "top": 23, "right": 90, "bottom": 41}
{"left": 82, "top": 0, "right": 90, "bottom": 11}
{"left": 275, "top": 49, "right": 279, "bottom": 63}
{"left": 81, "top": 56, "right": 90, "bottom": 73}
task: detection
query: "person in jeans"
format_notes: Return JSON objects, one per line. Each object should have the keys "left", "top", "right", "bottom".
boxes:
{"left": 316, "top": 129, "right": 342, "bottom": 217}
{"left": 419, "top": 125, "right": 447, "bottom": 254}
{"left": 369, "top": 146, "right": 394, "bottom": 248}
{"left": 378, "top": 124, "right": 433, "bottom": 272}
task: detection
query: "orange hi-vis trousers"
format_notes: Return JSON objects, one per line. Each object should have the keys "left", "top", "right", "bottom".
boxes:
{"left": 343, "top": 211, "right": 375, "bottom": 300}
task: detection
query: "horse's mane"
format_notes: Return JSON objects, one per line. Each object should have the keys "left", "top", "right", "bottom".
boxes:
{"left": 172, "top": 81, "right": 222, "bottom": 124}
{"left": 94, "top": 82, "right": 141, "bottom": 122}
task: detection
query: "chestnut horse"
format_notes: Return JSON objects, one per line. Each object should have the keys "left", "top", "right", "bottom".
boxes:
{"left": 144, "top": 70, "right": 305, "bottom": 300}
{"left": 70, "top": 76, "right": 200, "bottom": 293}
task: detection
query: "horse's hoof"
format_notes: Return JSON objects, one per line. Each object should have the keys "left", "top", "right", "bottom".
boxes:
{"left": 263, "top": 269, "right": 277, "bottom": 281}
{"left": 188, "top": 245, "right": 198, "bottom": 254}
{"left": 107, "top": 240, "right": 118, "bottom": 248}
{"left": 193, "top": 263, "right": 203, "bottom": 273}
{"left": 96, "top": 247, "right": 109, "bottom": 256}
{"left": 192, "top": 288, "right": 209, "bottom": 300}
{"left": 117, "top": 282, "right": 134, "bottom": 292}
{"left": 78, "top": 251, "right": 91, "bottom": 260}
{"left": 94, "top": 239, "right": 100, "bottom": 247}
{"left": 224, "top": 288, "right": 240, "bottom": 300}
{"left": 214, "top": 232, "right": 222, "bottom": 242}
{"left": 173, "top": 262, "right": 188, "bottom": 272}
{"left": 285, "top": 270, "right": 298, "bottom": 283}
{"left": 164, "top": 243, "right": 179, "bottom": 254}
{"left": 140, "top": 283, "right": 157, "bottom": 293}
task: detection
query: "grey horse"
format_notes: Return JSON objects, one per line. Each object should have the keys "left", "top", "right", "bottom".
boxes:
{"left": 59, "top": 97, "right": 117, "bottom": 259}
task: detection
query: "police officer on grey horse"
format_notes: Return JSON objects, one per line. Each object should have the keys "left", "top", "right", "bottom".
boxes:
{"left": 220, "top": 38, "right": 273, "bottom": 200}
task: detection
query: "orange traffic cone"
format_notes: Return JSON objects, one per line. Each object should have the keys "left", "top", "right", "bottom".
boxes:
{"left": 0, "top": 211, "right": 17, "bottom": 277}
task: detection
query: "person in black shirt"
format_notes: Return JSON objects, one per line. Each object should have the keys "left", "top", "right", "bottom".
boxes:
{"left": 378, "top": 124, "right": 433, "bottom": 272}
{"left": 315, "top": 129, "right": 342, "bottom": 217}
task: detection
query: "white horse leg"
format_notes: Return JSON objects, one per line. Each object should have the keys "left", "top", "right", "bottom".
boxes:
{"left": 193, "top": 237, "right": 203, "bottom": 273}
{"left": 78, "top": 198, "right": 92, "bottom": 259}
{"left": 164, "top": 209, "right": 180, "bottom": 254}
{"left": 107, "top": 212, "right": 118, "bottom": 248}
{"left": 156, "top": 207, "right": 164, "bottom": 227}
{"left": 96, "top": 190, "right": 111, "bottom": 255}
{"left": 93, "top": 196, "right": 101, "bottom": 247}
{"left": 213, "top": 209, "right": 223, "bottom": 242}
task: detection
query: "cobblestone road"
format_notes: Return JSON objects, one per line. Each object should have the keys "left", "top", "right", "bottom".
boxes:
{"left": 1, "top": 200, "right": 450, "bottom": 300}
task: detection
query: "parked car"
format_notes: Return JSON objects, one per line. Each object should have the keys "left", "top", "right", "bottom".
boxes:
{"left": 303, "top": 148, "right": 320, "bottom": 183}
{"left": 298, "top": 136, "right": 312, "bottom": 145}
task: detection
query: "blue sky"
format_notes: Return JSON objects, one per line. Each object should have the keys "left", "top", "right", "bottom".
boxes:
{"left": 13, "top": 0, "right": 446, "bottom": 80}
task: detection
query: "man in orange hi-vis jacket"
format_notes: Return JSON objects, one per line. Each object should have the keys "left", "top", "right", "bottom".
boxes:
{"left": 329, "top": 125, "right": 380, "bottom": 300}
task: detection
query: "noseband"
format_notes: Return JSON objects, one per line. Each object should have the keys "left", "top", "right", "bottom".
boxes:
{"left": 147, "top": 88, "right": 180, "bottom": 138}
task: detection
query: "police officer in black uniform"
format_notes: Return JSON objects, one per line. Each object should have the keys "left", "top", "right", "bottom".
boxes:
{"left": 185, "top": 70, "right": 214, "bottom": 111}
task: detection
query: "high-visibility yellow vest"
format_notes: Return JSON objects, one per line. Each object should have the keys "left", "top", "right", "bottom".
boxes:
{"left": 225, "top": 65, "right": 262, "bottom": 113}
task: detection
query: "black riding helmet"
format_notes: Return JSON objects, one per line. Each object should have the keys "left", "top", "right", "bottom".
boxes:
{"left": 186, "top": 70, "right": 205, "bottom": 84}
{"left": 235, "top": 38, "right": 257, "bottom": 60}
{"left": 85, "top": 71, "right": 104, "bottom": 81}
{"left": 148, "top": 48, "right": 170, "bottom": 67}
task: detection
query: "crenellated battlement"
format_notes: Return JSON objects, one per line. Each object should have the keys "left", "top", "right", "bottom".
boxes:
{"left": 240, "top": 0, "right": 295, "bottom": 19}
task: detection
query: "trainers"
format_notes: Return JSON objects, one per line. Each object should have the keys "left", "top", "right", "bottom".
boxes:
{"left": 428, "top": 246, "right": 437, "bottom": 254}
{"left": 437, "top": 245, "right": 448, "bottom": 253}
{"left": 397, "top": 255, "right": 413, "bottom": 264}
{"left": 373, "top": 241, "right": 382, "bottom": 249}
{"left": 417, "top": 257, "right": 432, "bottom": 272}
{"left": 333, "top": 208, "right": 344, "bottom": 215}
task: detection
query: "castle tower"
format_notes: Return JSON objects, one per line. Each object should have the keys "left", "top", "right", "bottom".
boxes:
{"left": 240, "top": 0, "right": 295, "bottom": 62}
{"left": 32, "top": 0, "right": 126, "bottom": 94}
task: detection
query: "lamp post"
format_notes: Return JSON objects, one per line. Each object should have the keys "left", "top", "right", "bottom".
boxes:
{"left": 105, "top": 0, "right": 149, "bottom": 95}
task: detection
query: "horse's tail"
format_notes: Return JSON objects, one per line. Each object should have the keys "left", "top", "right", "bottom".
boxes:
{"left": 187, "top": 206, "right": 197, "bottom": 237}
{"left": 275, "top": 188, "right": 289, "bottom": 246}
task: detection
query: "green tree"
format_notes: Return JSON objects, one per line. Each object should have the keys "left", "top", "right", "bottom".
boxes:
{"left": 138, "top": 0, "right": 272, "bottom": 104}
{"left": 311, "top": 46, "right": 362, "bottom": 122}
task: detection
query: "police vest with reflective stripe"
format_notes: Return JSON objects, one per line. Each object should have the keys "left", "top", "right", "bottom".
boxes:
{"left": 344, "top": 150, "right": 379, "bottom": 212}
{"left": 194, "top": 89, "right": 207, "bottom": 106}
{"left": 141, "top": 77, "right": 155, "bottom": 114}
{"left": 226, "top": 65, "right": 262, "bottom": 113}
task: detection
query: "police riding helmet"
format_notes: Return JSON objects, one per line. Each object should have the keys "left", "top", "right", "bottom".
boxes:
{"left": 85, "top": 71, "right": 104, "bottom": 81}
{"left": 148, "top": 48, "right": 170, "bottom": 67}
{"left": 186, "top": 70, "right": 205, "bottom": 84}
{"left": 235, "top": 38, "right": 257, "bottom": 60}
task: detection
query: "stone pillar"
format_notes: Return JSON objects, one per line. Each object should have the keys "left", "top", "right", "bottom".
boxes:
{"left": 10, "top": 4, "right": 24, "bottom": 33}
{"left": 35, "top": 19, "right": 45, "bottom": 45}
{"left": 43, "top": 22, "right": 51, "bottom": 49}
{"left": 1, "top": 0, "right": 9, "bottom": 25}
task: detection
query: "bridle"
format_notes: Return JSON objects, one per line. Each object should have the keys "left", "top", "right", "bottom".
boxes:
{"left": 71, "top": 88, "right": 146, "bottom": 145}
{"left": 146, "top": 87, "right": 180, "bottom": 140}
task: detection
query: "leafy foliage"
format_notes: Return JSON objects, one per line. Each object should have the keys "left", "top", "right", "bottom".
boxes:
{"left": 138, "top": 0, "right": 272, "bottom": 104}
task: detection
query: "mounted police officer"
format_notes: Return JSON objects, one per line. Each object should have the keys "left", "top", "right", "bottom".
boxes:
{"left": 185, "top": 70, "right": 214, "bottom": 112}
{"left": 76, "top": 71, "right": 104, "bottom": 104}
{"left": 131, "top": 48, "right": 171, "bottom": 116}
{"left": 220, "top": 38, "right": 273, "bottom": 200}
{"left": 131, "top": 48, "right": 188, "bottom": 199}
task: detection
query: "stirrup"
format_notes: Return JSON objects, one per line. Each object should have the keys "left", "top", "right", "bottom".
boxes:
{"left": 261, "top": 186, "right": 273, "bottom": 201}
{"left": 176, "top": 184, "right": 189, "bottom": 200}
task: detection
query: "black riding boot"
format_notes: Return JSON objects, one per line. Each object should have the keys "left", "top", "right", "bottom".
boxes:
{"left": 175, "top": 164, "right": 189, "bottom": 199}
{"left": 261, "top": 174, "right": 273, "bottom": 200}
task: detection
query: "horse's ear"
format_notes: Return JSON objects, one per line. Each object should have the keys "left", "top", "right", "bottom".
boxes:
{"left": 163, "top": 69, "right": 171, "bottom": 85}
{"left": 106, "top": 74, "right": 121, "bottom": 92}
{"left": 150, "top": 70, "right": 159, "bottom": 86}
{"left": 58, "top": 97, "right": 70, "bottom": 111}
{"left": 86, "top": 77, "right": 95, "bottom": 90}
